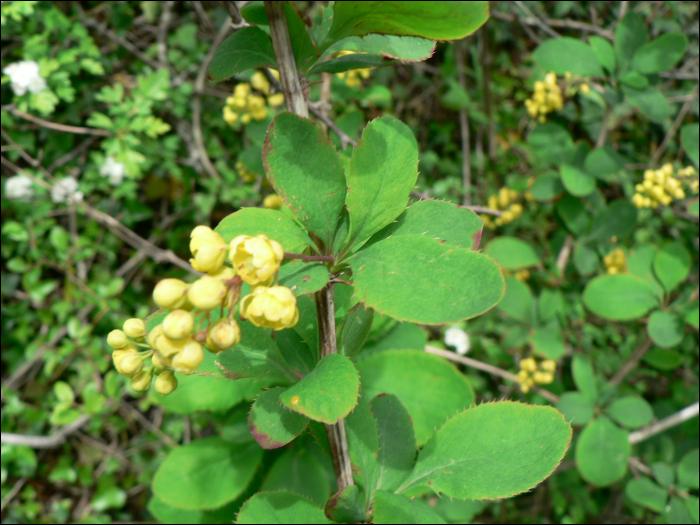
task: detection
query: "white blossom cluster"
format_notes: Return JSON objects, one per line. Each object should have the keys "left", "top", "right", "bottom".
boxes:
{"left": 99, "top": 157, "right": 125, "bottom": 186}
{"left": 445, "top": 327, "right": 471, "bottom": 356}
{"left": 4, "top": 174, "right": 34, "bottom": 200}
{"left": 3, "top": 60, "right": 47, "bottom": 96}
{"left": 51, "top": 177, "right": 83, "bottom": 204}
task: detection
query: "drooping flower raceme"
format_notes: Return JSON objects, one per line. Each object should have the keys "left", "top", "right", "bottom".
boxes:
{"left": 229, "top": 234, "right": 284, "bottom": 286}
{"left": 51, "top": 177, "right": 83, "bottom": 203}
{"left": 3, "top": 60, "right": 47, "bottom": 96}
{"left": 4, "top": 174, "right": 34, "bottom": 200}
{"left": 99, "top": 157, "right": 126, "bottom": 186}
{"left": 240, "top": 286, "right": 299, "bottom": 330}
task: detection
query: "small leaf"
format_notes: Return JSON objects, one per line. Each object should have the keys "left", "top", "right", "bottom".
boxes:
{"left": 356, "top": 350, "right": 474, "bottom": 447}
{"left": 309, "top": 53, "right": 387, "bottom": 74}
{"left": 586, "top": 201, "right": 638, "bottom": 241}
{"left": 278, "top": 260, "right": 329, "bottom": 296}
{"left": 498, "top": 277, "right": 535, "bottom": 323}
{"left": 371, "top": 394, "right": 416, "bottom": 492}
{"left": 615, "top": 12, "right": 647, "bottom": 72}
{"left": 575, "top": 416, "right": 630, "bottom": 486}
{"left": 642, "top": 349, "right": 683, "bottom": 370}
{"left": 529, "top": 320, "right": 567, "bottom": 360}
{"left": 321, "top": 34, "right": 436, "bottom": 63}
{"left": 279, "top": 354, "right": 360, "bottom": 424}
{"left": 653, "top": 242, "right": 691, "bottom": 293}
{"left": 372, "top": 490, "right": 446, "bottom": 524}
{"left": 681, "top": 124, "right": 699, "bottom": 166}
{"left": 237, "top": 491, "right": 332, "bottom": 524}
{"left": 528, "top": 123, "right": 574, "bottom": 167}
{"left": 622, "top": 85, "right": 669, "bottom": 124}
{"left": 324, "top": 486, "right": 365, "bottom": 523}
{"left": 632, "top": 33, "right": 688, "bottom": 73}
{"left": 584, "top": 146, "right": 625, "bottom": 180}
{"left": 561, "top": 164, "right": 596, "bottom": 197}
{"left": 606, "top": 396, "right": 654, "bottom": 429}
{"left": 248, "top": 387, "right": 309, "bottom": 449}
{"left": 626, "top": 478, "right": 668, "bottom": 513}
{"left": 398, "top": 401, "right": 571, "bottom": 499}
{"left": 208, "top": 27, "right": 276, "bottom": 81}
{"left": 648, "top": 310, "right": 685, "bottom": 348}
{"left": 530, "top": 172, "right": 565, "bottom": 201}
{"left": 483, "top": 236, "right": 539, "bottom": 270}
{"left": 53, "top": 381, "right": 74, "bottom": 404}
{"left": 556, "top": 195, "right": 590, "bottom": 236}
{"left": 677, "top": 449, "right": 699, "bottom": 489}
{"left": 532, "top": 37, "right": 604, "bottom": 77}
{"left": 339, "top": 303, "right": 374, "bottom": 358}
{"left": 583, "top": 274, "right": 659, "bottom": 321}
{"left": 260, "top": 448, "right": 331, "bottom": 506}
{"left": 557, "top": 392, "right": 596, "bottom": 426}
{"left": 345, "top": 395, "right": 380, "bottom": 508}
{"left": 589, "top": 36, "right": 616, "bottom": 73}
{"left": 572, "top": 355, "right": 598, "bottom": 402}
{"left": 153, "top": 437, "right": 262, "bottom": 510}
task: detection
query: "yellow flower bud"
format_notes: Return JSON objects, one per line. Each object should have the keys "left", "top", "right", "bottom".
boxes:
{"left": 544, "top": 72, "right": 557, "bottom": 86}
{"left": 250, "top": 72, "right": 270, "bottom": 95}
{"left": 223, "top": 106, "right": 239, "bottom": 126}
{"left": 263, "top": 194, "right": 283, "bottom": 209}
{"left": 241, "top": 113, "right": 251, "bottom": 124}
{"left": 171, "top": 339, "right": 204, "bottom": 374}
{"left": 231, "top": 96, "right": 248, "bottom": 111}
{"left": 205, "top": 318, "right": 242, "bottom": 353}
{"left": 229, "top": 234, "right": 284, "bottom": 285}
{"left": 509, "top": 203, "right": 523, "bottom": 217}
{"left": 155, "top": 370, "right": 178, "bottom": 396}
{"left": 251, "top": 107, "right": 268, "bottom": 121}
{"left": 534, "top": 81, "right": 545, "bottom": 92}
{"left": 661, "top": 163, "right": 674, "bottom": 177}
{"left": 520, "top": 357, "right": 537, "bottom": 372}
{"left": 119, "top": 354, "right": 143, "bottom": 377}
{"left": 632, "top": 193, "right": 645, "bottom": 208}
{"left": 209, "top": 265, "right": 236, "bottom": 281}
{"left": 152, "top": 351, "right": 167, "bottom": 370}
{"left": 190, "top": 226, "right": 225, "bottom": 255}
{"left": 269, "top": 69, "right": 280, "bottom": 80}
{"left": 113, "top": 344, "right": 138, "bottom": 371}
{"left": 516, "top": 369, "right": 530, "bottom": 382}
{"left": 123, "top": 318, "right": 146, "bottom": 339}
{"left": 146, "top": 323, "right": 164, "bottom": 349}
{"left": 131, "top": 371, "right": 153, "bottom": 391}
{"left": 187, "top": 275, "right": 227, "bottom": 310}
{"left": 107, "top": 329, "right": 128, "bottom": 349}
{"left": 226, "top": 96, "right": 236, "bottom": 106}
{"left": 579, "top": 83, "right": 590, "bottom": 95}
{"left": 541, "top": 359, "right": 557, "bottom": 372}
{"left": 498, "top": 187, "right": 511, "bottom": 208}
{"left": 487, "top": 195, "right": 499, "bottom": 210}
{"left": 162, "top": 310, "right": 195, "bottom": 340}
{"left": 247, "top": 95, "right": 266, "bottom": 112}
{"left": 240, "top": 286, "right": 299, "bottom": 330}
{"left": 267, "top": 93, "right": 284, "bottom": 108}
{"left": 520, "top": 382, "right": 531, "bottom": 393}
{"left": 565, "top": 72, "right": 573, "bottom": 81}
{"left": 153, "top": 279, "right": 189, "bottom": 310}
{"left": 501, "top": 210, "right": 514, "bottom": 223}
{"left": 153, "top": 332, "right": 187, "bottom": 358}
{"left": 234, "top": 83, "right": 250, "bottom": 98}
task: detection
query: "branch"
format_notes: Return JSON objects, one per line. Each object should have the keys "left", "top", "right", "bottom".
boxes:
{"left": 2, "top": 106, "right": 110, "bottom": 136}
{"left": 629, "top": 402, "right": 699, "bottom": 445}
{"left": 1, "top": 415, "right": 89, "bottom": 448}
{"left": 651, "top": 83, "right": 699, "bottom": 166}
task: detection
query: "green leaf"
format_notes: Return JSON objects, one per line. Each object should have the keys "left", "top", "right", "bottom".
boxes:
{"left": 215, "top": 207, "right": 313, "bottom": 254}
{"left": 528, "top": 123, "right": 574, "bottom": 167}
{"left": 260, "top": 448, "right": 331, "bottom": 506}
{"left": 615, "top": 12, "right": 647, "bottom": 73}
{"left": 532, "top": 37, "right": 603, "bottom": 77}
{"left": 153, "top": 437, "right": 262, "bottom": 510}
{"left": 53, "top": 381, "right": 74, "bottom": 404}
{"left": 575, "top": 416, "right": 630, "bottom": 486}
{"left": 368, "top": 199, "right": 484, "bottom": 251}
{"left": 586, "top": 200, "right": 638, "bottom": 240}
{"left": 666, "top": 496, "right": 697, "bottom": 525}
{"left": 321, "top": 34, "right": 436, "bottom": 63}
{"left": 557, "top": 392, "right": 595, "bottom": 426}
{"left": 642, "top": 348, "right": 683, "bottom": 370}
{"left": 529, "top": 320, "right": 567, "bottom": 360}
{"left": 278, "top": 260, "right": 329, "bottom": 296}
{"left": 86, "top": 111, "right": 113, "bottom": 130}
{"left": 275, "top": 327, "right": 315, "bottom": 377}
{"left": 248, "top": 387, "right": 309, "bottom": 449}
{"left": 322, "top": 2, "right": 489, "bottom": 49}
{"left": 652, "top": 462, "right": 675, "bottom": 488}
{"left": 681, "top": 124, "right": 699, "bottom": 166}
{"left": 556, "top": 195, "right": 590, "bottom": 236}
{"left": 345, "top": 395, "right": 380, "bottom": 508}
{"left": 606, "top": 395, "right": 654, "bottom": 429}
{"left": 574, "top": 243, "right": 600, "bottom": 275}
{"left": 91, "top": 484, "right": 126, "bottom": 512}
{"left": 561, "top": 163, "right": 596, "bottom": 197}
{"left": 620, "top": 70, "right": 649, "bottom": 89}
{"left": 356, "top": 350, "right": 474, "bottom": 447}
{"left": 371, "top": 394, "right": 417, "bottom": 492}
{"left": 653, "top": 242, "right": 691, "bottom": 293}
{"left": 626, "top": 477, "right": 668, "bottom": 513}
{"left": 583, "top": 274, "right": 658, "bottom": 321}
{"left": 589, "top": 36, "right": 616, "bottom": 73}
{"left": 352, "top": 235, "right": 502, "bottom": 324}
{"left": 584, "top": 146, "right": 625, "bottom": 180}
{"left": 677, "top": 449, "right": 699, "bottom": 489}
{"left": 498, "top": 276, "right": 535, "bottom": 323}
{"left": 647, "top": 310, "right": 685, "bottom": 348}
{"left": 345, "top": 117, "right": 419, "bottom": 249}
{"left": 339, "top": 303, "right": 374, "bottom": 358}
{"left": 628, "top": 243, "right": 665, "bottom": 300}
{"left": 530, "top": 172, "right": 565, "bottom": 201}
{"left": 483, "top": 236, "right": 539, "bottom": 270}
{"left": 399, "top": 401, "right": 571, "bottom": 499}
{"left": 263, "top": 113, "right": 347, "bottom": 248}
{"left": 632, "top": 33, "right": 688, "bottom": 73}
{"left": 538, "top": 289, "right": 566, "bottom": 323}
{"left": 623, "top": 85, "right": 669, "bottom": 124}
{"left": 359, "top": 321, "right": 427, "bottom": 361}
{"left": 237, "top": 492, "right": 332, "bottom": 524}
{"left": 324, "top": 486, "right": 365, "bottom": 524}
{"left": 279, "top": 354, "right": 360, "bottom": 424}
{"left": 372, "top": 490, "right": 446, "bottom": 524}
{"left": 309, "top": 53, "right": 387, "bottom": 74}
{"left": 208, "top": 27, "right": 276, "bottom": 81}
{"left": 572, "top": 354, "right": 598, "bottom": 403}
{"left": 147, "top": 496, "right": 238, "bottom": 525}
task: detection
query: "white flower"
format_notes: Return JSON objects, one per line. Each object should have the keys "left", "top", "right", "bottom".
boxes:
{"left": 3, "top": 60, "right": 46, "bottom": 96}
{"left": 51, "top": 177, "right": 83, "bottom": 204}
{"left": 99, "top": 157, "right": 125, "bottom": 186}
{"left": 4, "top": 174, "right": 34, "bottom": 200}
{"left": 445, "top": 327, "right": 470, "bottom": 355}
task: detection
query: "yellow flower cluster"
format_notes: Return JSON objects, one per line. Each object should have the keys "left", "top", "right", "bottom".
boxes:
{"left": 516, "top": 357, "right": 556, "bottom": 393}
{"left": 235, "top": 161, "right": 257, "bottom": 183}
{"left": 603, "top": 248, "right": 626, "bottom": 275}
{"left": 223, "top": 71, "right": 284, "bottom": 126}
{"left": 108, "top": 227, "right": 300, "bottom": 395}
{"left": 632, "top": 163, "right": 696, "bottom": 209}
{"left": 481, "top": 187, "right": 524, "bottom": 229}
{"left": 335, "top": 50, "right": 371, "bottom": 88}
{"left": 525, "top": 72, "right": 564, "bottom": 122}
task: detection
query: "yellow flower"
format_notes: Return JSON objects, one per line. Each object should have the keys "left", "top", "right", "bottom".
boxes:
{"left": 247, "top": 95, "right": 266, "bottom": 112}
{"left": 107, "top": 329, "right": 128, "bottom": 349}
{"left": 541, "top": 359, "right": 557, "bottom": 372}
{"left": 162, "top": 310, "right": 195, "bottom": 340}
{"left": 579, "top": 83, "right": 590, "bottom": 95}
{"left": 251, "top": 71, "right": 270, "bottom": 95}
{"left": 123, "top": 318, "right": 145, "bottom": 339}
{"left": 223, "top": 106, "right": 239, "bottom": 126}
{"left": 190, "top": 226, "right": 227, "bottom": 273}
{"left": 155, "top": 370, "right": 178, "bottom": 396}
{"left": 240, "top": 286, "right": 299, "bottom": 330}
{"left": 229, "top": 234, "right": 284, "bottom": 286}
{"left": 187, "top": 275, "right": 227, "bottom": 310}
{"left": 268, "top": 93, "right": 285, "bottom": 108}
{"left": 170, "top": 339, "right": 205, "bottom": 374}
{"left": 234, "top": 83, "right": 250, "bottom": 99}
{"left": 263, "top": 194, "right": 283, "bottom": 209}
{"left": 205, "top": 318, "right": 242, "bottom": 353}
{"left": 153, "top": 278, "right": 189, "bottom": 310}
{"left": 520, "top": 357, "right": 537, "bottom": 372}
{"left": 131, "top": 371, "right": 153, "bottom": 391}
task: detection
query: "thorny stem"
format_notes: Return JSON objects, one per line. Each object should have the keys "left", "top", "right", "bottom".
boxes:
{"left": 264, "top": 0, "right": 354, "bottom": 493}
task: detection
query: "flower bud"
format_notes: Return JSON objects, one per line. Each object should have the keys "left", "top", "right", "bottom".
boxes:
{"left": 107, "top": 329, "right": 128, "bottom": 349}
{"left": 234, "top": 83, "right": 250, "bottom": 99}
{"left": 250, "top": 72, "right": 270, "bottom": 95}
{"left": 229, "top": 234, "right": 284, "bottom": 285}
{"left": 119, "top": 354, "right": 143, "bottom": 377}
{"left": 240, "top": 286, "right": 299, "bottom": 330}
{"left": 209, "top": 266, "right": 236, "bottom": 281}
{"left": 263, "top": 194, "right": 283, "bottom": 209}
{"left": 123, "top": 318, "right": 146, "bottom": 339}
{"left": 162, "top": 310, "right": 195, "bottom": 340}
{"left": 579, "top": 83, "right": 590, "bottom": 95}
{"left": 155, "top": 370, "right": 178, "bottom": 395}
{"left": 268, "top": 93, "right": 284, "bottom": 108}
{"left": 520, "top": 357, "right": 537, "bottom": 373}
{"left": 152, "top": 351, "right": 167, "bottom": 370}
{"left": 187, "top": 275, "right": 227, "bottom": 310}
{"left": 153, "top": 278, "right": 188, "bottom": 310}
{"left": 171, "top": 340, "right": 204, "bottom": 374}
{"left": 541, "top": 359, "right": 557, "bottom": 372}
{"left": 146, "top": 323, "right": 164, "bottom": 349}
{"left": 190, "top": 226, "right": 227, "bottom": 273}
{"left": 113, "top": 344, "right": 138, "bottom": 370}
{"left": 131, "top": 371, "right": 153, "bottom": 391}
{"left": 154, "top": 333, "right": 188, "bottom": 358}
{"left": 205, "top": 318, "right": 242, "bottom": 353}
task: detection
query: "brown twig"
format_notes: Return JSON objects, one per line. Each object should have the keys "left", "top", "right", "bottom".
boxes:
{"left": 308, "top": 102, "right": 358, "bottom": 149}
{"left": 1, "top": 415, "right": 90, "bottom": 448}
{"left": 608, "top": 338, "right": 652, "bottom": 387}
{"left": 556, "top": 235, "right": 575, "bottom": 275}
{"left": 628, "top": 402, "right": 699, "bottom": 445}
{"left": 651, "top": 83, "right": 699, "bottom": 166}
{"left": 3, "top": 106, "right": 110, "bottom": 136}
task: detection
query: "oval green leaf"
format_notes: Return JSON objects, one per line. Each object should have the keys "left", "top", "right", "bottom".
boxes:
{"left": 647, "top": 310, "right": 685, "bottom": 348}
{"left": 583, "top": 274, "right": 658, "bottom": 321}
{"left": 249, "top": 387, "right": 309, "bottom": 449}
{"left": 557, "top": 392, "right": 596, "bottom": 426}
{"left": 626, "top": 478, "right": 669, "bottom": 513}
{"left": 208, "top": 27, "right": 276, "bottom": 81}
{"left": 631, "top": 33, "right": 688, "bottom": 74}
{"left": 561, "top": 164, "right": 596, "bottom": 197}
{"left": 372, "top": 490, "right": 446, "bottom": 524}
{"left": 483, "top": 236, "right": 539, "bottom": 271}
{"left": 278, "top": 260, "right": 329, "bottom": 296}
{"left": 606, "top": 395, "right": 654, "bottom": 429}
{"left": 653, "top": 242, "right": 691, "bottom": 293}
{"left": 532, "top": 37, "right": 604, "bottom": 77}
{"left": 575, "top": 416, "right": 630, "bottom": 486}
{"left": 237, "top": 491, "right": 332, "bottom": 524}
